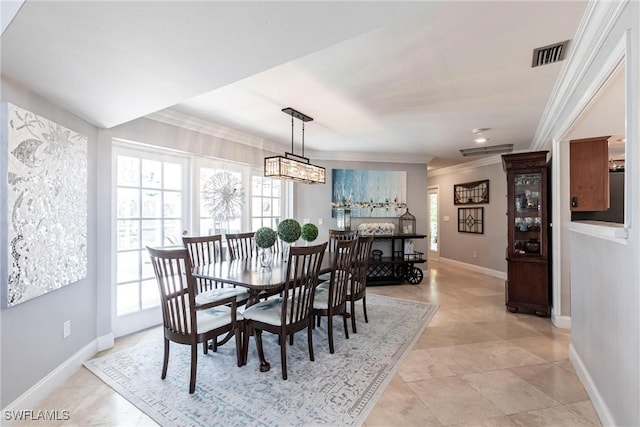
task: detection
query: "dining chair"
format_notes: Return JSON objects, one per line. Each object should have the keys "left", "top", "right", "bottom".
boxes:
{"left": 241, "top": 242, "right": 327, "bottom": 380}
{"left": 319, "top": 229, "right": 359, "bottom": 282}
{"left": 313, "top": 238, "right": 357, "bottom": 353}
{"left": 328, "top": 229, "right": 359, "bottom": 252}
{"left": 226, "top": 232, "right": 257, "bottom": 260}
{"left": 182, "top": 234, "right": 226, "bottom": 293}
{"left": 347, "top": 235, "right": 374, "bottom": 333}
{"left": 147, "top": 246, "right": 243, "bottom": 394}
{"left": 183, "top": 234, "right": 250, "bottom": 351}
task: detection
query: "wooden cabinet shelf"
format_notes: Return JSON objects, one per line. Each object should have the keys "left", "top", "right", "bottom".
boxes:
{"left": 502, "top": 151, "right": 551, "bottom": 317}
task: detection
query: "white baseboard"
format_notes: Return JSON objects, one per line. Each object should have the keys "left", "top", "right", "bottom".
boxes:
{"left": 437, "top": 257, "right": 507, "bottom": 280}
{"left": 569, "top": 344, "right": 615, "bottom": 426}
{"left": 97, "top": 332, "right": 115, "bottom": 351}
{"left": 2, "top": 332, "right": 113, "bottom": 421}
{"left": 551, "top": 313, "right": 571, "bottom": 329}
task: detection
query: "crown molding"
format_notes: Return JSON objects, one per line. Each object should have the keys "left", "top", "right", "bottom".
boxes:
{"left": 148, "top": 109, "right": 431, "bottom": 165}
{"left": 309, "top": 149, "right": 432, "bottom": 164}
{"left": 428, "top": 154, "right": 503, "bottom": 177}
{"left": 532, "top": 0, "right": 628, "bottom": 150}
{"left": 147, "top": 109, "right": 287, "bottom": 154}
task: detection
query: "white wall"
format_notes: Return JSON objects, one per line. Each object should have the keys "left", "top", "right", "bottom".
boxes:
{"left": 0, "top": 78, "right": 99, "bottom": 407}
{"left": 543, "top": 1, "right": 640, "bottom": 425}
{"left": 427, "top": 160, "right": 507, "bottom": 274}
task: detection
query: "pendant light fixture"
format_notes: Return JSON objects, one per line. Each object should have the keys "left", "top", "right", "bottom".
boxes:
{"left": 264, "top": 107, "right": 326, "bottom": 184}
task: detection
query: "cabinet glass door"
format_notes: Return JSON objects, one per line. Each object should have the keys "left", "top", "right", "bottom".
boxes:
{"left": 513, "top": 172, "right": 542, "bottom": 255}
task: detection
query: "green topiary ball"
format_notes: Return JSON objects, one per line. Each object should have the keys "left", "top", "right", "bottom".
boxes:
{"left": 255, "top": 227, "right": 277, "bottom": 248}
{"left": 277, "top": 219, "right": 301, "bottom": 243}
{"left": 300, "top": 223, "right": 319, "bottom": 242}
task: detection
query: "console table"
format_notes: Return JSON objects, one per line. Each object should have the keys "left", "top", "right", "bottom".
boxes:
{"left": 366, "top": 233, "right": 427, "bottom": 285}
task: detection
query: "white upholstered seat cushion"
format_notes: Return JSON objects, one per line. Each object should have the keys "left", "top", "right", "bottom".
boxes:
{"left": 188, "top": 305, "right": 240, "bottom": 334}
{"left": 318, "top": 272, "right": 332, "bottom": 282}
{"left": 243, "top": 297, "right": 296, "bottom": 326}
{"left": 195, "top": 287, "right": 250, "bottom": 305}
{"left": 313, "top": 286, "right": 329, "bottom": 310}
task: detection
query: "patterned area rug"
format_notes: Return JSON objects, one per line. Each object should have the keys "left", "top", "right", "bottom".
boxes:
{"left": 85, "top": 294, "right": 438, "bottom": 426}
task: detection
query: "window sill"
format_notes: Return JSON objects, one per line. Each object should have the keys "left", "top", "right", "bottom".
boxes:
{"left": 568, "top": 220, "right": 628, "bottom": 243}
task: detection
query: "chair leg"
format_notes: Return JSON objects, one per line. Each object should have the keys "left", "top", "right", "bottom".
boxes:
{"left": 350, "top": 300, "right": 358, "bottom": 333}
{"left": 189, "top": 343, "right": 197, "bottom": 394}
{"left": 343, "top": 312, "right": 349, "bottom": 339}
{"left": 307, "top": 321, "right": 315, "bottom": 362}
{"left": 242, "top": 324, "right": 250, "bottom": 367}
{"left": 234, "top": 326, "right": 244, "bottom": 368}
{"left": 203, "top": 339, "right": 208, "bottom": 355}
{"left": 289, "top": 334, "right": 294, "bottom": 346}
{"left": 161, "top": 338, "right": 170, "bottom": 379}
{"left": 362, "top": 296, "right": 369, "bottom": 323}
{"left": 280, "top": 333, "right": 288, "bottom": 380}
{"left": 212, "top": 336, "right": 218, "bottom": 352}
{"left": 328, "top": 315, "right": 335, "bottom": 354}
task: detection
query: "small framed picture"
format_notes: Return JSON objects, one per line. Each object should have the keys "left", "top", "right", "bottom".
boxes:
{"left": 458, "top": 207, "right": 484, "bottom": 234}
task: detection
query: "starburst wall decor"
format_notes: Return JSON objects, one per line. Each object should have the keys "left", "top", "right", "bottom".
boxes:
{"left": 2, "top": 103, "right": 87, "bottom": 307}
{"left": 202, "top": 171, "right": 245, "bottom": 224}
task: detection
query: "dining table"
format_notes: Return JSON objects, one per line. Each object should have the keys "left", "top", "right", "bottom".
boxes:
{"left": 192, "top": 251, "right": 334, "bottom": 371}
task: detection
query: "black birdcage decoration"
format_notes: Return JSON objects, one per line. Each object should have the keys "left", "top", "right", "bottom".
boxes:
{"left": 399, "top": 209, "right": 416, "bottom": 234}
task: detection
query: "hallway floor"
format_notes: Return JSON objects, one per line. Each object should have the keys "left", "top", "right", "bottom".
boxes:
{"left": 18, "top": 260, "right": 600, "bottom": 426}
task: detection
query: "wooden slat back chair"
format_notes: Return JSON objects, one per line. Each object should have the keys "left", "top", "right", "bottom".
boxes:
{"left": 313, "top": 238, "right": 357, "bottom": 353}
{"left": 319, "top": 229, "right": 358, "bottom": 282}
{"left": 182, "top": 234, "right": 250, "bottom": 351}
{"left": 242, "top": 242, "right": 328, "bottom": 380}
{"left": 146, "top": 246, "right": 242, "bottom": 394}
{"left": 348, "top": 235, "right": 374, "bottom": 333}
{"left": 182, "top": 234, "right": 224, "bottom": 293}
{"left": 328, "top": 229, "right": 359, "bottom": 252}
{"left": 226, "top": 232, "right": 257, "bottom": 260}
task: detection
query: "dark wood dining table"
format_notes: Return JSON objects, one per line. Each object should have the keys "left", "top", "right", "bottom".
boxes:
{"left": 192, "top": 252, "right": 334, "bottom": 372}
{"left": 192, "top": 252, "right": 333, "bottom": 306}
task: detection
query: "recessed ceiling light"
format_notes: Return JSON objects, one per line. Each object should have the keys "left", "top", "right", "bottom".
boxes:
{"left": 472, "top": 128, "right": 490, "bottom": 144}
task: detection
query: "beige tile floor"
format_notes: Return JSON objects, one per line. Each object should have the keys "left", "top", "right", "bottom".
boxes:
{"left": 18, "top": 260, "right": 600, "bottom": 426}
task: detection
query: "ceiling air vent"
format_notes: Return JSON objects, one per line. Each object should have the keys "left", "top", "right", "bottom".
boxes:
{"left": 531, "top": 40, "right": 570, "bottom": 67}
{"left": 459, "top": 144, "right": 514, "bottom": 157}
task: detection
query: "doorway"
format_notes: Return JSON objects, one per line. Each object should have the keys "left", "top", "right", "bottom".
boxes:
{"left": 428, "top": 186, "right": 439, "bottom": 259}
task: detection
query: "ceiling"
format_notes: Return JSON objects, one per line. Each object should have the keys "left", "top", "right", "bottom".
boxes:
{"left": 1, "top": 1, "right": 588, "bottom": 170}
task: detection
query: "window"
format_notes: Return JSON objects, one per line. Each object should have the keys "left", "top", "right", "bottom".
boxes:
{"left": 115, "top": 152, "right": 187, "bottom": 316}
{"left": 251, "top": 176, "right": 283, "bottom": 230}
{"left": 113, "top": 142, "right": 290, "bottom": 328}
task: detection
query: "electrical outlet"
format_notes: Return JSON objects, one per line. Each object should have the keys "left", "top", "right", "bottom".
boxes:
{"left": 63, "top": 320, "right": 71, "bottom": 338}
{"left": 318, "top": 218, "right": 323, "bottom": 225}
{"left": 473, "top": 251, "right": 478, "bottom": 258}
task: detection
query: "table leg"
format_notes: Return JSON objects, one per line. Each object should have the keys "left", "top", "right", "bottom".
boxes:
{"left": 253, "top": 329, "right": 271, "bottom": 372}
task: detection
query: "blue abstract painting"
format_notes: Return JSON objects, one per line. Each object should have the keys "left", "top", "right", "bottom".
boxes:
{"left": 332, "top": 169, "right": 406, "bottom": 217}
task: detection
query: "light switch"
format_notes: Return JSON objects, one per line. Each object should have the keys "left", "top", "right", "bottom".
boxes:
{"left": 443, "top": 215, "right": 450, "bottom": 222}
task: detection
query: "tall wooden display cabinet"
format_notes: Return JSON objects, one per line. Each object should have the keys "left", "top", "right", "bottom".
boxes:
{"left": 502, "top": 151, "right": 550, "bottom": 317}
